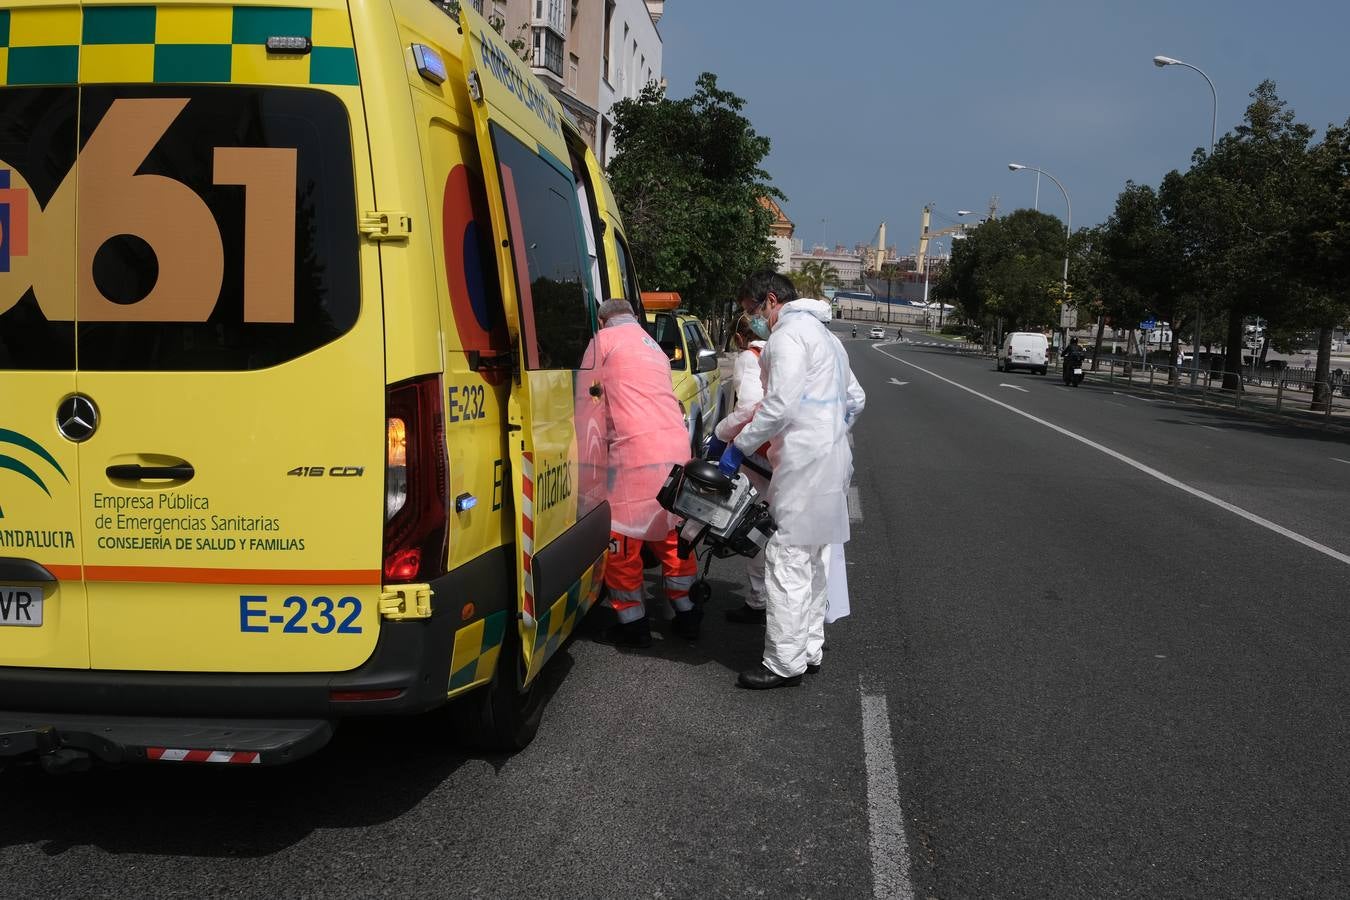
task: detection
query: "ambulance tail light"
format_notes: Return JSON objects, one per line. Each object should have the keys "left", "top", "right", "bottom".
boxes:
{"left": 383, "top": 376, "right": 449, "bottom": 582}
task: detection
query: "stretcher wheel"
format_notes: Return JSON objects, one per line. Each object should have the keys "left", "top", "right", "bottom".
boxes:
{"left": 691, "top": 580, "right": 712, "bottom": 606}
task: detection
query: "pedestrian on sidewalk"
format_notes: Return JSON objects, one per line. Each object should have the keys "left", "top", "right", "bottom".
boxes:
{"left": 717, "top": 272, "right": 864, "bottom": 689}
{"left": 592, "top": 298, "right": 702, "bottom": 648}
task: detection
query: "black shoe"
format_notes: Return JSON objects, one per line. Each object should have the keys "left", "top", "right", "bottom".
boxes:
{"left": 737, "top": 664, "right": 802, "bottom": 690}
{"left": 805, "top": 663, "right": 821, "bottom": 675}
{"left": 601, "top": 618, "right": 652, "bottom": 649}
{"left": 671, "top": 607, "right": 703, "bottom": 640}
{"left": 725, "top": 603, "right": 766, "bottom": 624}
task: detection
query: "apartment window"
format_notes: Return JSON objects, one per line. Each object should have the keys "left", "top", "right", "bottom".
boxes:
{"left": 533, "top": 27, "right": 564, "bottom": 77}
{"left": 471, "top": 0, "right": 484, "bottom": 12}
{"left": 568, "top": 53, "right": 579, "bottom": 92}
{"left": 603, "top": 1, "right": 615, "bottom": 82}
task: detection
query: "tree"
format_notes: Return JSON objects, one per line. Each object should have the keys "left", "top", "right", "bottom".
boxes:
{"left": 932, "top": 209, "right": 1068, "bottom": 338}
{"left": 1289, "top": 116, "right": 1350, "bottom": 408}
{"left": 608, "top": 74, "right": 781, "bottom": 325}
{"left": 1103, "top": 180, "right": 1191, "bottom": 380}
{"left": 790, "top": 260, "right": 839, "bottom": 301}
{"left": 1167, "top": 81, "right": 1316, "bottom": 390}
{"left": 879, "top": 263, "right": 903, "bottom": 302}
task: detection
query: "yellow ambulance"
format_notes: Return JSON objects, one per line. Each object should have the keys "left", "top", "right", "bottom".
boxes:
{"left": 641, "top": 292, "right": 725, "bottom": 454}
{"left": 0, "top": 0, "right": 625, "bottom": 768}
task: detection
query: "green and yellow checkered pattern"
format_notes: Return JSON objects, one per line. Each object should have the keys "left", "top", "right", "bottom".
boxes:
{"left": 447, "top": 610, "right": 507, "bottom": 696}
{"left": 528, "top": 563, "right": 602, "bottom": 680}
{"left": 445, "top": 561, "right": 603, "bottom": 696}
{"left": 0, "top": 5, "right": 358, "bottom": 86}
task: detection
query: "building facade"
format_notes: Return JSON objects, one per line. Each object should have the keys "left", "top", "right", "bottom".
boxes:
{"left": 465, "top": 0, "right": 662, "bottom": 157}
{"left": 597, "top": 0, "right": 664, "bottom": 164}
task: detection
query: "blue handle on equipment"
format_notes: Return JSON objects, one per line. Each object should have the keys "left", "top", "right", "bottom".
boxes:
{"left": 717, "top": 445, "right": 745, "bottom": 476}
{"left": 705, "top": 436, "right": 727, "bottom": 460}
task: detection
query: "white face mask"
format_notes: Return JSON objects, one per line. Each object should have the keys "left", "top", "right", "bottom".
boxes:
{"left": 748, "top": 315, "right": 771, "bottom": 339}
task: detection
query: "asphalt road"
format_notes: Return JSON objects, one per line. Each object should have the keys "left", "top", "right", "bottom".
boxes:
{"left": 4, "top": 329, "right": 1349, "bottom": 898}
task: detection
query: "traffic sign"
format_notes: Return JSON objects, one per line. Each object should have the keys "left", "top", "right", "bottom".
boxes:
{"left": 1140, "top": 317, "right": 1157, "bottom": 331}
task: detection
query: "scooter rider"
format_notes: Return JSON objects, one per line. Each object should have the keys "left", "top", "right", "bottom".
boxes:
{"left": 717, "top": 272, "right": 863, "bottom": 689}
{"left": 1062, "top": 337, "right": 1086, "bottom": 385}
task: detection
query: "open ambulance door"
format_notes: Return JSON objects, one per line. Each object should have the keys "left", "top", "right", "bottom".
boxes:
{"left": 459, "top": 7, "right": 609, "bottom": 685}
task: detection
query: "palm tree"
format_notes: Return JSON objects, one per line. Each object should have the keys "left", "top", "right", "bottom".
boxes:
{"left": 879, "top": 263, "right": 903, "bottom": 301}
{"left": 791, "top": 260, "right": 839, "bottom": 300}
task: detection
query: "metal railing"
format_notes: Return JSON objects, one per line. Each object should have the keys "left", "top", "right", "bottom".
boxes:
{"left": 1090, "top": 356, "right": 1350, "bottom": 427}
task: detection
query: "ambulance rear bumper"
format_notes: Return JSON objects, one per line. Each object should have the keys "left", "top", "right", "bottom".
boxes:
{"left": 0, "top": 712, "right": 332, "bottom": 770}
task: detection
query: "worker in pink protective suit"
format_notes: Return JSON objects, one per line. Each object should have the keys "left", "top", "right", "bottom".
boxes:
{"left": 593, "top": 298, "right": 702, "bottom": 648}
{"left": 717, "top": 273, "right": 865, "bottom": 690}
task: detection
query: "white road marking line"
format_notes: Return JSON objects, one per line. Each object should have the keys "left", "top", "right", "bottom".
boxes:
{"left": 848, "top": 485, "right": 863, "bottom": 522}
{"left": 1112, "top": 391, "right": 1156, "bottom": 402}
{"left": 1198, "top": 424, "right": 1222, "bottom": 432}
{"left": 1332, "top": 457, "right": 1350, "bottom": 465}
{"left": 888, "top": 378, "right": 909, "bottom": 386}
{"left": 999, "top": 383, "right": 1029, "bottom": 393}
{"left": 873, "top": 345, "right": 1350, "bottom": 568}
{"left": 860, "top": 685, "right": 915, "bottom": 900}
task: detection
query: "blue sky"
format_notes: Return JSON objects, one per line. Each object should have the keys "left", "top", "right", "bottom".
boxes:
{"left": 659, "top": 0, "right": 1350, "bottom": 254}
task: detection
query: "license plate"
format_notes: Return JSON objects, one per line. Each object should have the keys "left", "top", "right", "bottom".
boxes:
{"left": 1073, "top": 368, "right": 1083, "bottom": 375}
{"left": 0, "top": 586, "right": 43, "bottom": 627}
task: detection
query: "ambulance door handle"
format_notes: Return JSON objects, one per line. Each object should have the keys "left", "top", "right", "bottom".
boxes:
{"left": 0, "top": 558, "right": 56, "bottom": 582}
{"left": 106, "top": 463, "right": 195, "bottom": 482}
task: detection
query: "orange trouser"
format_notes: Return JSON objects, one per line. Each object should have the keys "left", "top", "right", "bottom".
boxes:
{"left": 605, "top": 530, "right": 698, "bottom": 624}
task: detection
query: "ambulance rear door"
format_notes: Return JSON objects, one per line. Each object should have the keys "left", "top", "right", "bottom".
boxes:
{"left": 459, "top": 5, "right": 608, "bottom": 683}
{"left": 0, "top": 74, "right": 86, "bottom": 668}
{"left": 69, "top": 7, "right": 385, "bottom": 673}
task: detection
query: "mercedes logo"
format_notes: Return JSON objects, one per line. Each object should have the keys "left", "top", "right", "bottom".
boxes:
{"left": 56, "top": 395, "right": 99, "bottom": 443}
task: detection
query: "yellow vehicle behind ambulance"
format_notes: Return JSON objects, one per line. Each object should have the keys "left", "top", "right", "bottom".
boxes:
{"left": 0, "top": 0, "right": 624, "bottom": 769}
{"left": 641, "top": 292, "right": 726, "bottom": 455}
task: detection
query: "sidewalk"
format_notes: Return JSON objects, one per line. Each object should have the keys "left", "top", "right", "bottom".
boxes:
{"left": 1086, "top": 362, "right": 1350, "bottom": 432}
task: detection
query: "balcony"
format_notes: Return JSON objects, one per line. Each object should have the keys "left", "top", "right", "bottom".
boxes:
{"left": 532, "top": 27, "right": 564, "bottom": 79}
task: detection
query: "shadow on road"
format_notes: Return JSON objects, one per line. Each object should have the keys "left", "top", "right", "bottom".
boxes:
{"left": 574, "top": 574, "right": 764, "bottom": 678}
{"left": 0, "top": 651, "right": 582, "bottom": 859}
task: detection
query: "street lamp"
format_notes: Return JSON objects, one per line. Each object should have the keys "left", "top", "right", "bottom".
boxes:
{"left": 1153, "top": 55, "right": 1217, "bottom": 153}
{"left": 1153, "top": 54, "right": 1217, "bottom": 382}
{"left": 1009, "top": 163, "right": 1072, "bottom": 343}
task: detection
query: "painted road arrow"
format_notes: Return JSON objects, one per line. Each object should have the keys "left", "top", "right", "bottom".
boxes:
{"left": 889, "top": 378, "right": 909, "bottom": 386}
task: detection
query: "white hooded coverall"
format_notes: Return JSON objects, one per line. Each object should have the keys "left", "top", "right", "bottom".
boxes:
{"left": 714, "top": 339, "right": 770, "bottom": 610}
{"left": 732, "top": 300, "right": 864, "bottom": 677}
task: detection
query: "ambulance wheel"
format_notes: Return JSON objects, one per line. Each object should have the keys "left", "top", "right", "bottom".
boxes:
{"left": 691, "top": 580, "right": 712, "bottom": 606}
{"left": 450, "top": 617, "right": 543, "bottom": 751}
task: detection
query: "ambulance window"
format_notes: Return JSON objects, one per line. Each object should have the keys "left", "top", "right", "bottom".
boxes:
{"left": 75, "top": 86, "right": 360, "bottom": 371}
{"left": 490, "top": 124, "right": 592, "bottom": 370}
{"left": 613, "top": 233, "right": 641, "bottom": 303}
{"left": 0, "top": 88, "right": 78, "bottom": 370}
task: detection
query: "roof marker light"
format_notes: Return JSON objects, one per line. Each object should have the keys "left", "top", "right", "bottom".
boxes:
{"left": 412, "top": 44, "right": 448, "bottom": 85}
{"left": 266, "top": 36, "right": 312, "bottom": 54}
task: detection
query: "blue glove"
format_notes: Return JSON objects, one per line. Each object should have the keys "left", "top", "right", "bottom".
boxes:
{"left": 705, "top": 436, "right": 727, "bottom": 460}
{"left": 717, "top": 445, "right": 744, "bottom": 476}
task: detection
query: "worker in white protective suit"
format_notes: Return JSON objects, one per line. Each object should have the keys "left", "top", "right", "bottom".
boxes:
{"left": 717, "top": 272, "right": 865, "bottom": 689}
{"left": 707, "top": 313, "right": 772, "bottom": 623}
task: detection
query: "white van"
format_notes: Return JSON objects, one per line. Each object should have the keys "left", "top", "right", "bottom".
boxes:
{"left": 998, "top": 332, "right": 1049, "bottom": 375}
